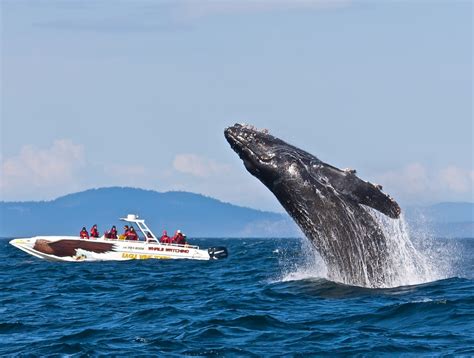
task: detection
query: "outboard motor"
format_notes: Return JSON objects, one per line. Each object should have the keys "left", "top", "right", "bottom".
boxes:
{"left": 208, "top": 246, "right": 228, "bottom": 260}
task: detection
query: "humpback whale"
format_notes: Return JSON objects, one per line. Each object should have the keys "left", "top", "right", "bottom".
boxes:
{"left": 225, "top": 123, "right": 403, "bottom": 287}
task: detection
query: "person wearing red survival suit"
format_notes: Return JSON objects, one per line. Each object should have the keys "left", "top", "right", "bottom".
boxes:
{"left": 171, "top": 230, "right": 179, "bottom": 244}
{"left": 80, "top": 227, "right": 89, "bottom": 239}
{"left": 118, "top": 225, "right": 130, "bottom": 240}
{"left": 172, "top": 230, "right": 185, "bottom": 245}
{"left": 176, "top": 233, "right": 186, "bottom": 245}
{"left": 126, "top": 226, "right": 139, "bottom": 241}
{"left": 105, "top": 225, "right": 118, "bottom": 239}
{"left": 109, "top": 225, "right": 118, "bottom": 239}
{"left": 160, "top": 230, "right": 170, "bottom": 244}
{"left": 90, "top": 224, "right": 99, "bottom": 238}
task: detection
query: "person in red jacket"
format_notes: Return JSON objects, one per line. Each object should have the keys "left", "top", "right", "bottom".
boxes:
{"left": 176, "top": 232, "right": 186, "bottom": 245}
{"left": 90, "top": 224, "right": 99, "bottom": 238}
{"left": 126, "top": 226, "right": 139, "bottom": 241}
{"left": 105, "top": 225, "right": 117, "bottom": 239}
{"left": 80, "top": 227, "right": 89, "bottom": 239}
{"left": 172, "top": 230, "right": 185, "bottom": 245}
{"left": 109, "top": 225, "right": 118, "bottom": 239}
{"left": 118, "top": 225, "right": 130, "bottom": 240}
{"left": 160, "top": 230, "right": 170, "bottom": 244}
{"left": 171, "top": 230, "right": 179, "bottom": 244}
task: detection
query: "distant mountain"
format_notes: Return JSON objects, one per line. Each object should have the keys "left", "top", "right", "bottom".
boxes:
{"left": 0, "top": 187, "right": 472, "bottom": 238}
{"left": 0, "top": 187, "right": 299, "bottom": 238}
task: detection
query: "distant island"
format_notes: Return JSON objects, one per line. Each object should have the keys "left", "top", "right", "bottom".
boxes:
{"left": 0, "top": 187, "right": 299, "bottom": 238}
{"left": 0, "top": 187, "right": 472, "bottom": 238}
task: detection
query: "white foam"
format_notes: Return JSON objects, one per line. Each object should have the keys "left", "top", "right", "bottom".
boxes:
{"left": 366, "top": 209, "right": 454, "bottom": 287}
{"left": 274, "top": 209, "right": 458, "bottom": 288}
{"left": 275, "top": 237, "right": 328, "bottom": 283}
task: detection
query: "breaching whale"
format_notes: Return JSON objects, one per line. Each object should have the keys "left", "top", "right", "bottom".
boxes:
{"left": 225, "top": 123, "right": 402, "bottom": 287}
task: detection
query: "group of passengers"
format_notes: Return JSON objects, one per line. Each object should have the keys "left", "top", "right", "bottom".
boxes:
{"left": 79, "top": 225, "right": 188, "bottom": 245}
{"left": 159, "top": 230, "right": 187, "bottom": 245}
{"left": 80, "top": 224, "right": 140, "bottom": 241}
{"left": 80, "top": 225, "right": 102, "bottom": 239}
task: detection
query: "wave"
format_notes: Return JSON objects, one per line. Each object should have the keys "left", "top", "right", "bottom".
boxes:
{"left": 1, "top": 238, "right": 473, "bottom": 356}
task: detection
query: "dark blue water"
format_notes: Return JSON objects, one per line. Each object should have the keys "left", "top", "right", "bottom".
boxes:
{"left": 1, "top": 237, "right": 473, "bottom": 356}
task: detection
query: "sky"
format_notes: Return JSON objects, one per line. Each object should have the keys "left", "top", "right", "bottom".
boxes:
{"left": 0, "top": 0, "right": 472, "bottom": 212}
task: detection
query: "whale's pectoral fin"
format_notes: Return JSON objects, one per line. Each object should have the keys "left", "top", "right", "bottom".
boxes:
{"left": 351, "top": 180, "right": 401, "bottom": 219}
{"left": 319, "top": 166, "right": 401, "bottom": 219}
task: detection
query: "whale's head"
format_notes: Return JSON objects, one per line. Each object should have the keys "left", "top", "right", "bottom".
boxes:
{"left": 224, "top": 123, "right": 300, "bottom": 186}
{"left": 225, "top": 123, "right": 401, "bottom": 219}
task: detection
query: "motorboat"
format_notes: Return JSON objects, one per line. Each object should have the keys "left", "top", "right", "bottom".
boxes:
{"left": 9, "top": 214, "right": 228, "bottom": 262}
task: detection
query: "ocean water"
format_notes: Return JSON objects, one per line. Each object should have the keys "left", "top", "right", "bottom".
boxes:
{"left": 1, "top": 237, "right": 473, "bottom": 356}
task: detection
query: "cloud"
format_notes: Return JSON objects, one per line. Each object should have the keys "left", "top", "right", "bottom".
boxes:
{"left": 172, "top": 154, "right": 230, "bottom": 178}
{"left": 377, "top": 163, "right": 430, "bottom": 195}
{"left": 439, "top": 166, "right": 474, "bottom": 193}
{"left": 375, "top": 163, "right": 474, "bottom": 203}
{"left": 0, "top": 140, "right": 85, "bottom": 199}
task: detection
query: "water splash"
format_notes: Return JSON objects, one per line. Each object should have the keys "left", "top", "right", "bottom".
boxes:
{"left": 401, "top": 210, "right": 461, "bottom": 278}
{"left": 275, "top": 237, "right": 328, "bottom": 283}
{"left": 366, "top": 210, "right": 437, "bottom": 287}
{"left": 276, "top": 209, "right": 458, "bottom": 288}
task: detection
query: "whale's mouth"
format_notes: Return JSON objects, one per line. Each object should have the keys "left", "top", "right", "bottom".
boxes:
{"left": 224, "top": 124, "right": 261, "bottom": 164}
{"left": 224, "top": 126, "right": 245, "bottom": 155}
{"left": 224, "top": 128, "right": 261, "bottom": 175}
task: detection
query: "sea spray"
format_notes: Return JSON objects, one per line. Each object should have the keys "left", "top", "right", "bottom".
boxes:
{"left": 360, "top": 208, "right": 457, "bottom": 287}
{"left": 403, "top": 210, "right": 460, "bottom": 279}
{"left": 276, "top": 209, "right": 457, "bottom": 288}
{"left": 366, "top": 210, "right": 435, "bottom": 287}
{"left": 276, "top": 237, "right": 328, "bottom": 283}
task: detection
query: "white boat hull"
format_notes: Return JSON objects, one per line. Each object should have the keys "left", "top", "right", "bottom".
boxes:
{"left": 9, "top": 236, "right": 227, "bottom": 262}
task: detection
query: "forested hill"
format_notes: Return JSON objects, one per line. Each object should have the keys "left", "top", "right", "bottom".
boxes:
{"left": 0, "top": 187, "right": 298, "bottom": 238}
